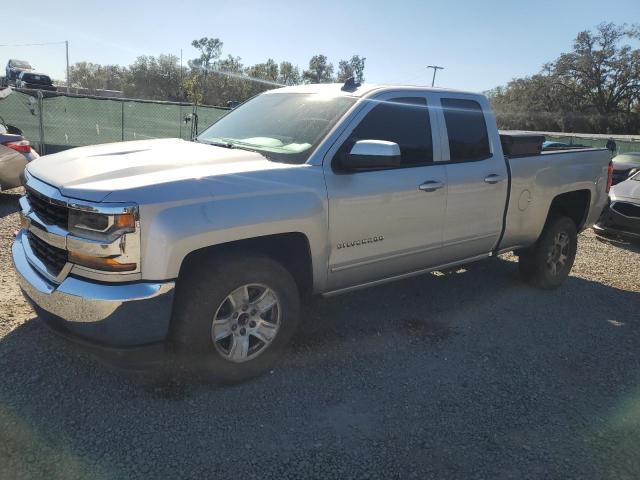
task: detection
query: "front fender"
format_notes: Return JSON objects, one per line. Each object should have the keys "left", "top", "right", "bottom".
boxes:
{"left": 138, "top": 166, "right": 329, "bottom": 291}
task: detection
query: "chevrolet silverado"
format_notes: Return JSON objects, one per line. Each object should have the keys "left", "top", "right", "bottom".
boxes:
{"left": 12, "top": 82, "right": 612, "bottom": 381}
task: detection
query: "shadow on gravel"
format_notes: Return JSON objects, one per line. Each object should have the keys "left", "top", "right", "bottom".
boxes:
{"left": 0, "top": 191, "right": 21, "bottom": 218}
{"left": 1, "top": 257, "right": 640, "bottom": 479}
{"left": 595, "top": 232, "right": 640, "bottom": 254}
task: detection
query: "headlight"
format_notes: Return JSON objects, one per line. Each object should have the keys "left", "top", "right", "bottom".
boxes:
{"left": 68, "top": 209, "right": 136, "bottom": 242}
{"left": 67, "top": 207, "right": 139, "bottom": 274}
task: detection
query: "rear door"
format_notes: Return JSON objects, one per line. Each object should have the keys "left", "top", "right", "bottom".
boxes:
{"left": 435, "top": 96, "right": 509, "bottom": 262}
{"left": 323, "top": 91, "right": 447, "bottom": 291}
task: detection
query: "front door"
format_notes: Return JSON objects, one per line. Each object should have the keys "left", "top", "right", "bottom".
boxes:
{"left": 323, "top": 93, "right": 447, "bottom": 291}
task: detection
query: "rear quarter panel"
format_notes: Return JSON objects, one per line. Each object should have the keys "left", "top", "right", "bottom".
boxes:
{"left": 500, "top": 149, "right": 610, "bottom": 250}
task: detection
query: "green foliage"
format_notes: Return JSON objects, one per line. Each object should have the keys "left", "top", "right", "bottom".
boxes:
{"left": 66, "top": 41, "right": 366, "bottom": 106}
{"left": 278, "top": 61, "right": 301, "bottom": 86}
{"left": 302, "top": 55, "right": 335, "bottom": 83}
{"left": 126, "top": 54, "right": 183, "bottom": 101}
{"left": 490, "top": 23, "right": 640, "bottom": 134}
{"left": 190, "top": 37, "right": 224, "bottom": 73}
{"left": 69, "top": 62, "right": 127, "bottom": 93}
{"left": 337, "top": 55, "right": 366, "bottom": 83}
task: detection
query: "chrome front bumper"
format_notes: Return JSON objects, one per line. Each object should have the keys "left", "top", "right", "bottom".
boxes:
{"left": 12, "top": 230, "right": 175, "bottom": 347}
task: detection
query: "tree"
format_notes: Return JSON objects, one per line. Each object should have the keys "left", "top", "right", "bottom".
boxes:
{"left": 66, "top": 39, "right": 368, "bottom": 108}
{"left": 190, "top": 37, "right": 223, "bottom": 74}
{"left": 69, "top": 62, "right": 128, "bottom": 93}
{"left": 187, "top": 37, "right": 224, "bottom": 105}
{"left": 489, "top": 23, "right": 640, "bottom": 134}
{"left": 337, "top": 55, "right": 366, "bottom": 83}
{"left": 278, "top": 61, "right": 300, "bottom": 86}
{"left": 336, "top": 60, "right": 353, "bottom": 83}
{"left": 303, "top": 54, "right": 334, "bottom": 83}
{"left": 245, "top": 58, "right": 279, "bottom": 83}
{"left": 126, "top": 54, "right": 182, "bottom": 101}
{"left": 552, "top": 22, "right": 640, "bottom": 132}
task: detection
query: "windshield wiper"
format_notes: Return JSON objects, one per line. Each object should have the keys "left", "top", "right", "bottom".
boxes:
{"left": 196, "top": 138, "right": 234, "bottom": 149}
{"left": 197, "top": 137, "right": 275, "bottom": 161}
{"left": 229, "top": 143, "right": 275, "bottom": 160}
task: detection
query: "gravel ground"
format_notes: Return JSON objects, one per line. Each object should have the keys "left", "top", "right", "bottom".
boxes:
{"left": 1, "top": 188, "right": 639, "bottom": 480}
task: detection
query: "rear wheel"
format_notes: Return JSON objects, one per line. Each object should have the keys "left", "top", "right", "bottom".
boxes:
{"left": 518, "top": 216, "right": 578, "bottom": 289}
{"left": 171, "top": 253, "right": 300, "bottom": 383}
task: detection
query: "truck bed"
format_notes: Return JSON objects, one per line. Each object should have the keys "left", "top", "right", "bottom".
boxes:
{"left": 497, "top": 148, "right": 610, "bottom": 252}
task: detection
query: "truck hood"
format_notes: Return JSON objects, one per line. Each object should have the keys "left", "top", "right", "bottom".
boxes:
{"left": 26, "top": 138, "right": 291, "bottom": 202}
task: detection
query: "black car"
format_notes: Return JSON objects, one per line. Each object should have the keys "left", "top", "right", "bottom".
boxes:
{"left": 5, "top": 59, "right": 33, "bottom": 83}
{"left": 611, "top": 152, "right": 640, "bottom": 185}
{"left": 16, "top": 71, "right": 56, "bottom": 91}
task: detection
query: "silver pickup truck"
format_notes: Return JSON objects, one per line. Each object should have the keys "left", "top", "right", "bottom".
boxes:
{"left": 12, "top": 82, "right": 612, "bottom": 381}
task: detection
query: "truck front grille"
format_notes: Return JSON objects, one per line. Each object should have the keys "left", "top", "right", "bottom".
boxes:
{"left": 612, "top": 202, "right": 640, "bottom": 219}
{"left": 26, "top": 188, "right": 68, "bottom": 228}
{"left": 27, "top": 231, "right": 68, "bottom": 276}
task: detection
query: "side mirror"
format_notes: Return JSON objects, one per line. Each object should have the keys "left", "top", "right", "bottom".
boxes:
{"left": 341, "top": 140, "right": 401, "bottom": 170}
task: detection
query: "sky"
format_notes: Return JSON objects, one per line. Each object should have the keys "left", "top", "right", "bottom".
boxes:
{"left": 2, "top": 0, "right": 638, "bottom": 93}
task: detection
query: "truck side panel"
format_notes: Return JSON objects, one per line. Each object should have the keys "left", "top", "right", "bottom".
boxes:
{"left": 498, "top": 149, "right": 610, "bottom": 251}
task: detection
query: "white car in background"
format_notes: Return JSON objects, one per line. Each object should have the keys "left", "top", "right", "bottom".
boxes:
{"left": 0, "top": 88, "right": 39, "bottom": 191}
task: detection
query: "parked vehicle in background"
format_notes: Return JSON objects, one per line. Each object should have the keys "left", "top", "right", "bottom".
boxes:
{"left": 12, "top": 82, "right": 611, "bottom": 382}
{"left": 611, "top": 152, "right": 640, "bottom": 185}
{"left": 5, "top": 59, "right": 33, "bottom": 84}
{"left": 0, "top": 116, "right": 39, "bottom": 191}
{"left": 542, "top": 140, "right": 586, "bottom": 151}
{"left": 16, "top": 71, "right": 56, "bottom": 92}
{"left": 594, "top": 171, "right": 640, "bottom": 240}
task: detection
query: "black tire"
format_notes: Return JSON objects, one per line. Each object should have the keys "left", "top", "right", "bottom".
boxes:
{"left": 518, "top": 216, "right": 578, "bottom": 289}
{"left": 170, "top": 252, "right": 300, "bottom": 384}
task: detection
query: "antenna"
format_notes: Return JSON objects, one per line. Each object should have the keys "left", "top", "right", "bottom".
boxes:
{"left": 426, "top": 65, "right": 444, "bottom": 87}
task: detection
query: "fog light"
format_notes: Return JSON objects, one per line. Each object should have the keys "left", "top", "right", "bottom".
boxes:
{"left": 69, "top": 251, "right": 137, "bottom": 272}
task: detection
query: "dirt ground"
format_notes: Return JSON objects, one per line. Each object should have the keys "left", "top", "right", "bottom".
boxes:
{"left": 1, "top": 188, "right": 639, "bottom": 479}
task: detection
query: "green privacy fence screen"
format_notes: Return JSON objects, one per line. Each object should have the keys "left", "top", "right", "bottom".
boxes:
{"left": 0, "top": 89, "right": 229, "bottom": 154}
{"left": 544, "top": 134, "right": 640, "bottom": 155}
{"left": 2, "top": 89, "right": 638, "bottom": 157}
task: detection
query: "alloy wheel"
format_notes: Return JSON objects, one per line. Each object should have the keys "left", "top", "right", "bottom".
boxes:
{"left": 211, "top": 284, "right": 281, "bottom": 363}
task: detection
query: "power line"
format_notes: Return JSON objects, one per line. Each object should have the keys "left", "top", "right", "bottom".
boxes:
{"left": 0, "top": 41, "right": 67, "bottom": 47}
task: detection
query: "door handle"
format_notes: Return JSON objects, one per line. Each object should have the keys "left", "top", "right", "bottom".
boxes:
{"left": 418, "top": 180, "right": 445, "bottom": 192}
{"left": 484, "top": 174, "right": 504, "bottom": 184}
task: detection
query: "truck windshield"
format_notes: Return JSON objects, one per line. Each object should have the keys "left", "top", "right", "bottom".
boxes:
{"left": 197, "top": 93, "right": 356, "bottom": 164}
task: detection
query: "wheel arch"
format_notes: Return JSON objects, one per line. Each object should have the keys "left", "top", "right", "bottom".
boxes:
{"left": 546, "top": 189, "right": 592, "bottom": 231}
{"left": 177, "top": 232, "right": 314, "bottom": 299}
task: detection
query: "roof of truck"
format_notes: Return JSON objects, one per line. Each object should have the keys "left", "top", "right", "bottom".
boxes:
{"left": 266, "top": 83, "right": 478, "bottom": 97}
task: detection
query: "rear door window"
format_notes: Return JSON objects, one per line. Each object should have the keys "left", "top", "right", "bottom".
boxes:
{"left": 441, "top": 98, "right": 491, "bottom": 162}
{"left": 341, "top": 97, "right": 433, "bottom": 167}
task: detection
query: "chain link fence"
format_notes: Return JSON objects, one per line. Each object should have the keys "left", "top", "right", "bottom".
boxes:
{"left": 544, "top": 133, "right": 640, "bottom": 155}
{"left": 0, "top": 89, "right": 229, "bottom": 154}
{"left": 2, "top": 89, "right": 639, "bottom": 158}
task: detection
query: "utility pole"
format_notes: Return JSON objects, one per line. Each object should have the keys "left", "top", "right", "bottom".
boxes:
{"left": 426, "top": 65, "right": 443, "bottom": 87}
{"left": 65, "top": 40, "right": 70, "bottom": 93}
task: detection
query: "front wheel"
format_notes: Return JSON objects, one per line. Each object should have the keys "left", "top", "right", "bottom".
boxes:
{"left": 171, "top": 253, "right": 300, "bottom": 383}
{"left": 518, "top": 216, "right": 578, "bottom": 289}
